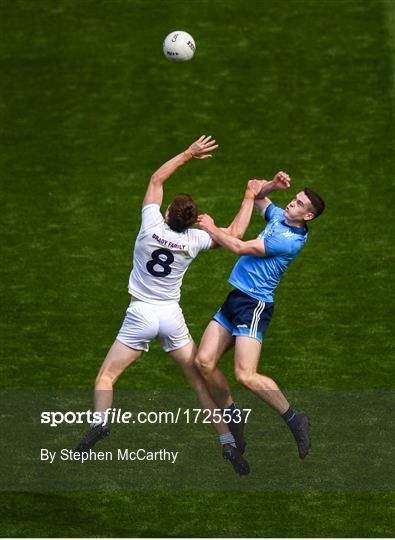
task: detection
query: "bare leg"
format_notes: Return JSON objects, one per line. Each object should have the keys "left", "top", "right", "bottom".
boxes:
{"left": 94, "top": 339, "right": 143, "bottom": 413}
{"left": 234, "top": 336, "right": 289, "bottom": 414}
{"left": 170, "top": 339, "right": 251, "bottom": 474}
{"left": 195, "top": 321, "right": 235, "bottom": 408}
{"left": 75, "top": 340, "right": 143, "bottom": 452}
{"left": 234, "top": 337, "right": 311, "bottom": 458}
{"left": 169, "top": 340, "right": 229, "bottom": 436}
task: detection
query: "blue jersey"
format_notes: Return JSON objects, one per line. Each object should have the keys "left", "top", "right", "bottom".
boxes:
{"left": 228, "top": 203, "right": 308, "bottom": 303}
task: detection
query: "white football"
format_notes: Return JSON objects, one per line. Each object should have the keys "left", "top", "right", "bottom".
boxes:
{"left": 163, "top": 31, "right": 196, "bottom": 63}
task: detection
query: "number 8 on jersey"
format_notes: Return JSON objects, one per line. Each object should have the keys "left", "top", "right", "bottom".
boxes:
{"left": 146, "top": 248, "right": 174, "bottom": 277}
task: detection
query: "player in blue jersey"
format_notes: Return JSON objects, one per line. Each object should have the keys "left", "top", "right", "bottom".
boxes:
{"left": 195, "top": 173, "right": 325, "bottom": 459}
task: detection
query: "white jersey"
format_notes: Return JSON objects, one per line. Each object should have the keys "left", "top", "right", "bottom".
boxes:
{"left": 128, "top": 204, "right": 212, "bottom": 304}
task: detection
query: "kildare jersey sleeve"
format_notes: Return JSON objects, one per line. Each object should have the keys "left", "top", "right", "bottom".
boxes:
{"left": 188, "top": 228, "right": 213, "bottom": 258}
{"left": 139, "top": 204, "right": 164, "bottom": 234}
{"left": 262, "top": 203, "right": 284, "bottom": 222}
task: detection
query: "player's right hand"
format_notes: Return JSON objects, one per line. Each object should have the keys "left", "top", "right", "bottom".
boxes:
{"left": 188, "top": 135, "right": 219, "bottom": 159}
{"left": 248, "top": 179, "right": 269, "bottom": 196}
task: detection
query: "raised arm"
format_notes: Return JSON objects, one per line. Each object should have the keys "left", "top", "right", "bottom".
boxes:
{"left": 222, "top": 185, "right": 257, "bottom": 240}
{"left": 206, "top": 171, "right": 291, "bottom": 249}
{"left": 249, "top": 171, "right": 291, "bottom": 215}
{"left": 142, "top": 135, "right": 218, "bottom": 207}
{"left": 206, "top": 181, "right": 263, "bottom": 249}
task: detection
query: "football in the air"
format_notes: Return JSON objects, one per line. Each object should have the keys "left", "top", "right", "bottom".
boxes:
{"left": 163, "top": 31, "right": 196, "bottom": 63}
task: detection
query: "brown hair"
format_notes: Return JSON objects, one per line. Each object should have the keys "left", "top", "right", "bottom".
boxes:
{"left": 304, "top": 188, "right": 325, "bottom": 218}
{"left": 167, "top": 193, "right": 198, "bottom": 232}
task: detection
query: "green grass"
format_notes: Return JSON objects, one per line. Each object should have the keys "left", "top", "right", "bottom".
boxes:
{"left": 0, "top": 0, "right": 394, "bottom": 536}
{"left": 1, "top": 491, "right": 394, "bottom": 537}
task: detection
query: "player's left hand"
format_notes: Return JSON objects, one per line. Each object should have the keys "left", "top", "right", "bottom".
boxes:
{"left": 196, "top": 213, "right": 216, "bottom": 232}
{"left": 273, "top": 171, "right": 291, "bottom": 190}
{"left": 188, "top": 135, "right": 219, "bottom": 159}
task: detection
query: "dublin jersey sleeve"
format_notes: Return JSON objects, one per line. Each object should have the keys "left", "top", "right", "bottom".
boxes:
{"left": 263, "top": 203, "right": 284, "bottom": 222}
{"left": 265, "top": 234, "right": 302, "bottom": 257}
{"left": 264, "top": 233, "right": 303, "bottom": 258}
{"left": 188, "top": 228, "right": 213, "bottom": 258}
{"left": 140, "top": 204, "right": 164, "bottom": 233}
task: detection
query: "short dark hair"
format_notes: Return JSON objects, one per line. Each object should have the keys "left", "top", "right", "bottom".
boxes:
{"left": 304, "top": 188, "right": 325, "bottom": 218}
{"left": 167, "top": 193, "right": 198, "bottom": 232}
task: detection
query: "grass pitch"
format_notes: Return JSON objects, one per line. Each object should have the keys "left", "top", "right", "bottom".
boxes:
{"left": 0, "top": 0, "right": 394, "bottom": 536}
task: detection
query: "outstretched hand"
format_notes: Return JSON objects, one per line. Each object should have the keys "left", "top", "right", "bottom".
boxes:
{"left": 188, "top": 135, "right": 219, "bottom": 159}
{"left": 196, "top": 213, "right": 216, "bottom": 233}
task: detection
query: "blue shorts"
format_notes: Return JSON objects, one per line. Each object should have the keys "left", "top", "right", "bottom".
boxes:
{"left": 213, "top": 289, "right": 274, "bottom": 344}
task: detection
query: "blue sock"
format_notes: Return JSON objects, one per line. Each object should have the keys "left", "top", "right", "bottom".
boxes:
{"left": 282, "top": 406, "right": 299, "bottom": 433}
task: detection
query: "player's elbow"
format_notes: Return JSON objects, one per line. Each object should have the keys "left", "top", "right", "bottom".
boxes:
{"left": 225, "top": 239, "right": 244, "bottom": 256}
{"left": 236, "top": 244, "right": 250, "bottom": 256}
{"left": 149, "top": 174, "right": 162, "bottom": 185}
{"left": 226, "top": 225, "right": 242, "bottom": 240}
{"left": 232, "top": 230, "right": 243, "bottom": 240}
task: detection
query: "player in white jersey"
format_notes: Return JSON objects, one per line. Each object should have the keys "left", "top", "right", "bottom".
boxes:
{"left": 127, "top": 200, "right": 213, "bottom": 306}
{"left": 75, "top": 135, "right": 259, "bottom": 475}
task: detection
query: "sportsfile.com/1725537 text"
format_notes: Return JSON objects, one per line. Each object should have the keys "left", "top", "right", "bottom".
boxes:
{"left": 40, "top": 408, "right": 252, "bottom": 427}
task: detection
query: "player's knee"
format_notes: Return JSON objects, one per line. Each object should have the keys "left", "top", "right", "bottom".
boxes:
{"left": 235, "top": 369, "right": 254, "bottom": 389}
{"left": 195, "top": 352, "right": 215, "bottom": 378}
{"left": 95, "top": 370, "right": 115, "bottom": 389}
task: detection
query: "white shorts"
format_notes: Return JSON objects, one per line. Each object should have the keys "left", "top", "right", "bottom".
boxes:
{"left": 116, "top": 300, "right": 192, "bottom": 353}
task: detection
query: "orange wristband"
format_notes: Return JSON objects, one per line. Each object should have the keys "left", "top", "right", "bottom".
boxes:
{"left": 183, "top": 149, "right": 194, "bottom": 161}
{"left": 244, "top": 189, "right": 255, "bottom": 200}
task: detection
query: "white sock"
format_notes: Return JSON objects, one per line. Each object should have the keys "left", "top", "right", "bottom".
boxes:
{"left": 219, "top": 432, "right": 236, "bottom": 447}
{"left": 90, "top": 411, "right": 107, "bottom": 429}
